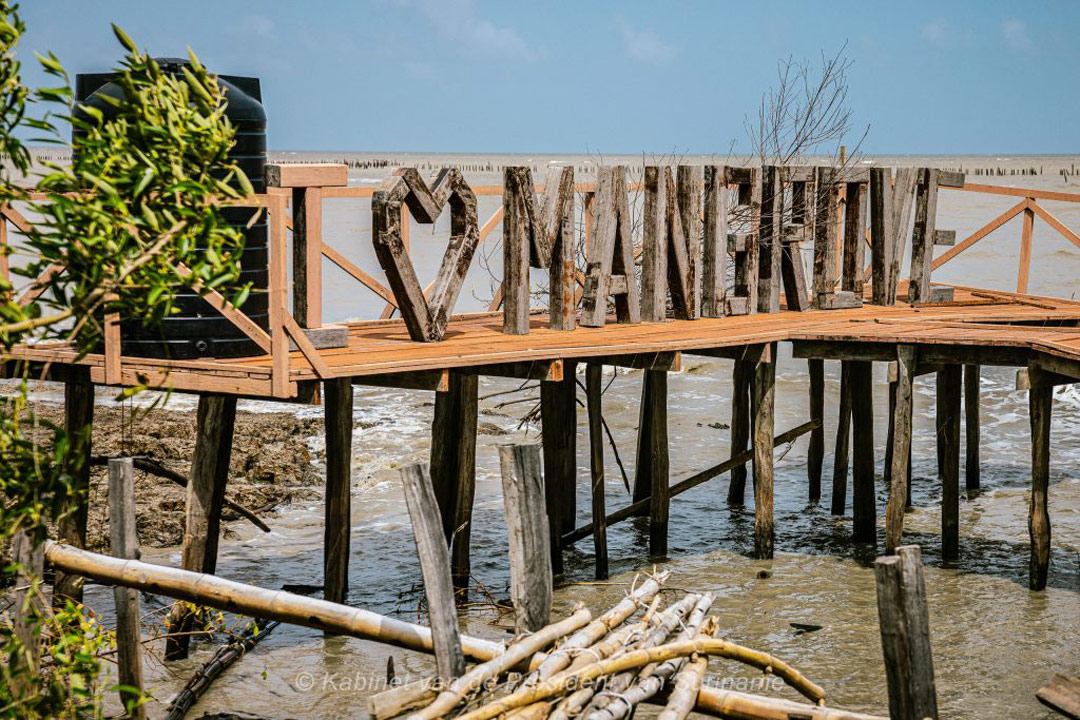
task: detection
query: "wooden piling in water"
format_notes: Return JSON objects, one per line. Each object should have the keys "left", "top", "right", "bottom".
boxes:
{"left": 499, "top": 444, "right": 554, "bottom": 632}
{"left": 108, "top": 458, "right": 145, "bottom": 718}
{"left": 400, "top": 462, "right": 466, "bottom": 682}
{"left": 541, "top": 363, "right": 577, "bottom": 574}
{"left": 585, "top": 364, "right": 609, "bottom": 579}
{"left": 11, "top": 528, "right": 43, "bottom": 703}
{"left": 874, "top": 545, "right": 939, "bottom": 720}
{"left": 886, "top": 347, "right": 917, "bottom": 554}
{"left": 807, "top": 359, "right": 825, "bottom": 503}
{"left": 324, "top": 377, "right": 354, "bottom": 606}
{"left": 166, "top": 393, "right": 237, "bottom": 661}
{"left": 832, "top": 362, "right": 853, "bottom": 516}
{"left": 965, "top": 364, "right": 981, "bottom": 490}
{"left": 937, "top": 365, "right": 961, "bottom": 563}
{"left": 751, "top": 346, "right": 776, "bottom": 558}
{"left": 728, "top": 360, "right": 752, "bottom": 505}
{"left": 54, "top": 367, "right": 94, "bottom": 606}
{"left": 430, "top": 372, "right": 478, "bottom": 593}
{"left": 640, "top": 368, "right": 670, "bottom": 557}
{"left": 1028, "top": 369, "right": 1052, "bottom": 591}
{"left": 850, "top": 361, "right": 876, "bottom": 543}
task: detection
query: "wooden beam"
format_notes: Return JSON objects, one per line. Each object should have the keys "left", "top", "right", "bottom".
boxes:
{"left": 758, "top": 166, "right": 782, "bottom": 313}
{"left": 399, "top": 463, "right": 466, "bottom": 681}
{"left": 166, "top": 394, "right": 237, "bottom": 660}
{"left": 965, "top": 365, "right": 980, "bottom": 491}
{"left": 499, "top": 443, "right": 554, "bottom": 631}
{"left": 885, "top": 346, "right": 916, "bottom": 554}
{"left": 850, "top": 360, "right": 876, "bottom": 543}
{"left": 292, "top": 186, "right": 323, "bottom": 328}
{"left": 832, "top": 361, "right": 852, "bottom": 516}
{"left": 752, "top": 346, "right": 777, "bottom": 558}
{"left": 581, "top": 166, "right": 640, "bottom": 327}
{"left": 702, "top": 165, "right": 727, "bottom": 318}
{"left": 354, "top": 370, "right": 449, "bottom": 392}
{"left": 266, "top": 163, "right": 348, "bottom": 188}
{"left": 1028, "top": 371, "right": 1052, "bottom": 591}
{"left": 585, "top": 364, "right": 608, "bottom": 580}
{"left": 585, "top": 351, "right": 680, "bottom": 372}
{"left": 728, "top": 360, "right": 752, "bottom": 506}
{"left": 11, "top": 530, "right": 43, "bottom": 703}
{"left": 1018, "top": 205, "right": 1035, "bottom": 294}
{"left": 646, "top": 368, "right": 670, "bottom": 556}
{"left": 541, "top": 363, "right": 577, "bottom": 572}
{"left": 464, "top": 360, "right": 564, "bottom": 382}
{"left": 687, "top": 343, "right": 772, "bottom": 363}
{"left": 1016, "top": 366, "right": 1077, "bottom": 390}
{"left": 807, "top": 358, "right": 825, "bottom": 503}
{"left": 324, "top": 377, "right": 353, "bottom": 607}
{"left": 108, "top": 458, "right": 146, "bottom": 719}
{"left": 908, "top": 168, "right": 939, "bottom": 304}
{"left": 875, "top": 545, "right": 939, "bottom": 720}
{"left": 429, "top": 372, "right": 478, "bottom": 594}
{"left": 932, "top": 199, "right": 1029, "bottom": 271}
{"left": 937, "top": 365, "right": 962, "bottom": 564}
{"left": 54, "top": 367, "right": 94, "bottom": 606}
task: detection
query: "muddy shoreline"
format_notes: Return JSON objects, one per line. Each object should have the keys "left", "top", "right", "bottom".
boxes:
{"left": 29, "top": 400, "right": 326, "bottom": 551}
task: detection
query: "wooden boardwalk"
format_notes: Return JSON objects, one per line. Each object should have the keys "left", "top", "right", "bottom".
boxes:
{"left": 13, "top": 284, "right": 1080, "bottom": 395}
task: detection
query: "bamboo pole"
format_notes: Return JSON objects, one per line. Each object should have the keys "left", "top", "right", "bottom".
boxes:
{"left": 453, "top": 637, "right": 826, "bottom": 720}
{"left": 42, "top": 542, "right": 505, "bottom": 661}
{"left": 407, "top": 608, "right": 592, "bottom": 720}
{"left": 692, "top": 688, "right": 885, "bottom": 720}
{"left": 656, "top": 616, "right": 718, "bottom": 720}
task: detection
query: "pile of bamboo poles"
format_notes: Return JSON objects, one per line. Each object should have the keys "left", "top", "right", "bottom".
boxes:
{"left": 369, "top": 572, "right": 883, "bottom": 720}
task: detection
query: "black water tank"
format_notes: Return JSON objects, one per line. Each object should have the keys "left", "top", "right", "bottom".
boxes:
{"left": 75, "top": 59, "right": 269, "bottom": 359}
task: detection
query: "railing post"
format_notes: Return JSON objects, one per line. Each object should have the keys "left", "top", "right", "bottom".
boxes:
{"left": 265, "top": 162, "right": 348, "bottom": 334}
{"left": 267, "top": 193, "right": 290, "bottom": 398}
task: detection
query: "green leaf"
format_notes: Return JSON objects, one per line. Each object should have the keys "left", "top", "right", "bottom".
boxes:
{"left": 112, "top": 24, "right": 138, "bottom": 53}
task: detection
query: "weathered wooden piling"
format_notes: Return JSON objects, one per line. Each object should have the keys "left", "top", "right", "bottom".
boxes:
{"left": 585, "top": 364, "right": 609, "bottom": 579}
{"left": 11, "top": 528, "right": 44, "bottom": 702}
{"left": 727, "top": 360, "right": 752, "bottom": 505}
{"left": 885, "top": 347, "right": 917, "bottom": 554}
{"left": 637, "top": 368, "right": 671, "bottom": 556}
{"left": 400, "top": 462, "right": 466, "bottom": 681}
{"left": 850, "top": 361, "right": 876, "bottom": 543}
{"left": 324, "top": 377, "right": 354, "bottom": 605}
{"left": 757, "top": 166, "right": 782, "bottom": 313}
{"left": 937, "top": 365, "right": 962, "bottom": 563}
{"left": 498, "top": 444, "right": 554, "bottom": 631}
{"left": 751, "top": 345, "right": 776, "bottom": 558}
{"left": 874, "top": 545, "right": 939, "bottom": 720}
{"left": 807, "top": 359, "right": 825, "bottom": 503}
{"left": 108, "top": 458, "right": 145, "bottom": 718}
{"left": 541, "top": 364, "right": 577, "bottom": 573}
{"left": 54, "top": 366, "right": 94, "bottom": 606}
{"left": 430, "top": 372, "right": 478, "bottom": 592}
{"left": 166, "top": 393, "right": 237, "bottom": 660}
{"left": 1028, "top": 368, "right": 1052, "bottom": 591}
{"left": 964, "top": 364, "right": 981, "bottom": 490}
{"left": 832, "top": 362, "right": 852, "bottom": 515}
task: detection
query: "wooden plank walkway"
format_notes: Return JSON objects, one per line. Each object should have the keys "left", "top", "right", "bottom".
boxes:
{"left": 10, "top": 285, "right": 1080, "bottom": 398}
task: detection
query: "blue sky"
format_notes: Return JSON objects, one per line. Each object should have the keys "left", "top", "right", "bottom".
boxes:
{"left": 20, "top": 1, "right": 1080, "bottom": 154}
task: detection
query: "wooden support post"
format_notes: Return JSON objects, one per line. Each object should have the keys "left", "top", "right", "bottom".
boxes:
{"left": 850, "top": 360, "right": 876, "bottom": 543}
{"left": 869, "top": 168, "right": 894, "bottom": 306}
{"left": 581, "top": 166, "right": 640, "bottom": 327}
{"left": 727, "top": 360, "right": 752, "bottom": 505}
{"left": 751, "top": 346, "right": 776, "bottom": 559}
{"left": 701, "top": 165, "right": 727, "bottom": 317}
{"left": 166, "top": 394, "right": 237, "bottom": 660}
{"left": 757, "top": 166, "right": 782, "bottom": 313}
{"left": 292, "top": 186, "right": 323, "bottom": 328}
{"left": 399, "top": 463, "right": 466, "bottom": 682}
{"left": 54, "top": 367, "right": 94, "bottom": 606}
{"left": 430, "top": 372, "right": 478, "bottom": 594}
{"left": 502, "top": 167, "right": 532, "bottom": 334}
{"left": 641, "top": 166, "right": 668, "bottom": 323}
{"left": 831, "top": 362, "right": 853, "bottom": 516}
{"left": 11, "top": 529, "right": 44, "bottom": 703}
{"left": 807, "top": 359, "right": 825, "bottom": 503}
{"left": 842, "top": 182, "right": 867, "bottom": 295}
{"left": 585, "top": 364, "right": 609, "bottom": 580}
{"left": 676, "top": 165, "right": 703, "bottom": 318}
{"left": 324, "top": 378, "right": 354, "bottom": 606}
{"left": 812, "top": 167, "right": 839, "bottom": 306}
{"left": 1018, "top": 205, "right": 1035, "bottom": 294}
{"left": 908, "top": 168, "right": 939, "bottom": 303}
{"left": 886, "top": 346, "right": 917, "bottom": 554}
{"left": 498, "top": 444, "right": 553, "bottom": 632}
{"left": 634, "top": 374, "right": 655, "bottom": 509}
{"left": 729, "top": 167, "right": 760, "bottom": 313}
{"left": 645, "top": 369, "right": 670, "bottom": 557}
{"left": 937, "top": 365, "right": 962, "bottom": 564}
{"left": 874, "top": 545, "right": 939, "bottom": 720}
{"left": 964, "top": 364, "right": 981, "bottom": 490}
{"left": 1028, "top": 373, "right": 1052, "bottom": 591}
{"left": 108, "top": 458, "right": 145, "bottom": 719}
{"left": 541, "top": 362, "right": 576, "bottom": 574}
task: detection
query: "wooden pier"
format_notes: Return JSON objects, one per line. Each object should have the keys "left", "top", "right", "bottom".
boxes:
{"left": 6, "top": 162, "right": 1080, "bottom": 648}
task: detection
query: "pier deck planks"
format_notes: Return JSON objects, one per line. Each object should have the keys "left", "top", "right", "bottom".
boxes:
{"left": 10, "top": 284, "right": 1080, "bottom": 398}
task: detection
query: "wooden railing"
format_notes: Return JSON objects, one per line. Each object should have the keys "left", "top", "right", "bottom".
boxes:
{"left": 935, "top": 183, "right": 1080, "bottom": 294}
{"left": 4, "top": 164, "right": 1080, "bottom": 399}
